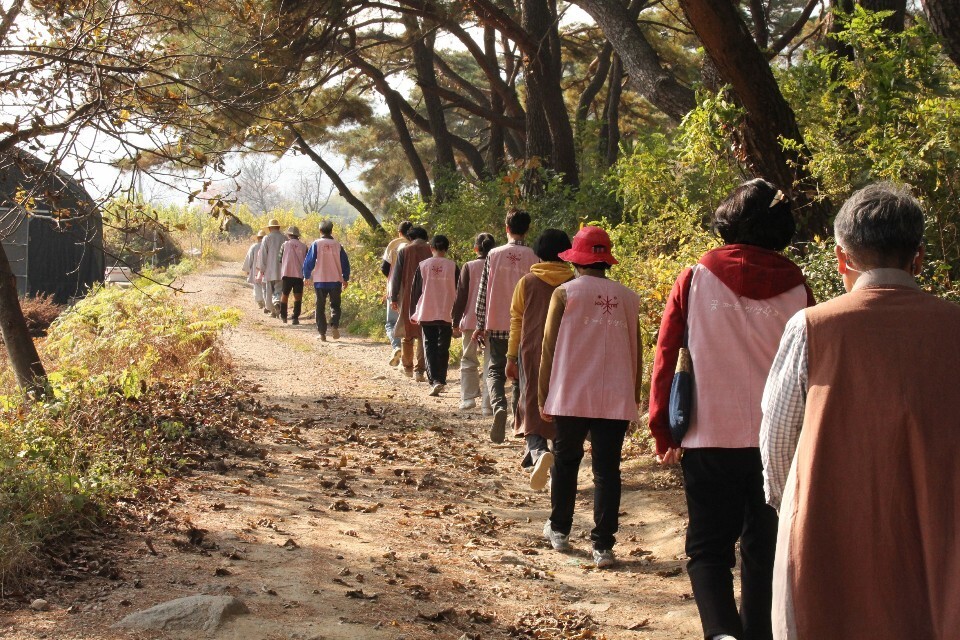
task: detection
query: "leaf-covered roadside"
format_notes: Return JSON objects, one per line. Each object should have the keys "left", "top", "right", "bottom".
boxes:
{"left": 0, "top": 285, "right": 262, "bottom": 591}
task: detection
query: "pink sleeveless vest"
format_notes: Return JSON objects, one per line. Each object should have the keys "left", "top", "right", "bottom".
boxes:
{"left": 280, "top": 239, "right": 308, "bottom": 278}
{"left": 459, "top": 259, "right": 484, "bottom": 331}
{"left": 485, "top": 243, "right": 538, "bottom": 332}
{"left": 683, "top": 264, "right": 809, "bottom": 449}
{"left": 544, "top": 276, "right": 640, "bottom": 422}
{"left": 411, "top": 257, "right": 457, "bottom": 324}
{"left": 309, "top": 238, "right": 344, "bottom": 283}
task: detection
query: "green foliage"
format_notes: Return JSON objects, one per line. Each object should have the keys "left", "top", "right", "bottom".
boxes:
{"left": 0, "top": 285, "right": 241, "bottom": 584}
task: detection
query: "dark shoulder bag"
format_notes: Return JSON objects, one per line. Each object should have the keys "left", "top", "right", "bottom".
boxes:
{"left": 667, "top": 329, "right": 693, "bottom": 445}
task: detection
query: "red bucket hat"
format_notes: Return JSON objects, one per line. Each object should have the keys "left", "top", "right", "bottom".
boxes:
{"left": 558, "top": 226, "right": 618, "bottom": 266}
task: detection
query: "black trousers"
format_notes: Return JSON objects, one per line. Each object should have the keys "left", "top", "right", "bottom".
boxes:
{"left": 549, "top": 416, "right": 628, "bottom": 551}
{"left": 315, "top": 286, "right": 342, "bottom": 335}
{"left": 281, "top": 276, "right": 304, "bottom": 298}
{"left": 421, "top": 323, "right": 452, "bottom": 385}
{"left": 681, "top": 447, "right": 778, "bottom": 640}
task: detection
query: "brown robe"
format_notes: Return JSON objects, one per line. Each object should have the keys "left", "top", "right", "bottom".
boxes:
{"left": 779, "top": 284, "right": 960, "bottom": 639}
{"left": 514, "top": 272, "right": 570, "bottom": 440}
{"left": 389, "top": 239, "right": 432, "bottom": 340}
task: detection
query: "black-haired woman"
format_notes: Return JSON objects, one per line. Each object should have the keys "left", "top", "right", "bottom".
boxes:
{"left": 648, "top": 179, "right": 815, "bottom": 640}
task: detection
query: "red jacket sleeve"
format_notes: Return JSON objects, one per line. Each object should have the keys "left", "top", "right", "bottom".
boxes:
{"left": 648, "top": 267, "right": 694, "bottom": 456}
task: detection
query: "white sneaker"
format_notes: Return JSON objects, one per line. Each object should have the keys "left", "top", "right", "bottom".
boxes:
{"left": 389, "top": 348, "right": 402, "bottom": 367}
{"left": 543, "top": 521, "right": 571, "bottom": 552}
{"left": 712, "top": 636, "right": 738, "bottom": 640}
{"left": 593, "top": 549, "right": 615, "bottom": 569}
{"left": 530, "top": 451, "right": 553, "bottom": 491}
{"left": 414, "top": 371, "right": 427, "bottom": 383}
{"left": 459, "top": 398, "right": 477, "bottom": 410}
{"left": 402, "top": 368, "right": 413, "bottom": 378}
{"left": 429, "top": 383, "right": 444, "bottom": 397}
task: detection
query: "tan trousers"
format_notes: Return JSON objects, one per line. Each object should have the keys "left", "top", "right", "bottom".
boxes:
{"left": 401, "top": 336, "right": 425, "bottom": 373}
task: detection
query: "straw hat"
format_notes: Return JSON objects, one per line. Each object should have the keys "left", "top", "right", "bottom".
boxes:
{"left": 267, "top": 218, "right": 281, "bottom": 228}
{"left": 256, "top": 229, "right": 266, "bottom": 238}
{"left": 286, "top": 226, "right": 301, "bottom": 237}
{"left": 558, "top": 226, "right": 618, "bottom": 266}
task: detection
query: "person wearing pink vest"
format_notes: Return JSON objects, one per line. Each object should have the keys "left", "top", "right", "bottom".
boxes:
{"left": 452, "top": 232, "right": 495, "bottom": 414}
{"left": 649, "top": 179, "right": 815, "bottom": 640}
{"left": 538, "top": 226, "right": 643, "bottom": 570}
{"left": 302, "top": 220, "right": 351, "bottom": 342}
{"left": 475, "top": 209, "right": 538, "bottom": 443}
{"left": 279, "top": 226, "right": 308, "bottom": 325}
{"left": 410, "top": 235, "right": 460, "bottom": 397}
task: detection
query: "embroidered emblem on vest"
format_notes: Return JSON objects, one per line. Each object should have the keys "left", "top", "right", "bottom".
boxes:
{"left": 595, "top": 295, "right": 619, "bottom": 315}
{"left": 430, "top": 265, "right": 444, "bottom": 276}
{"left": 507, "top": 252, "right": 521, "bottom": 265}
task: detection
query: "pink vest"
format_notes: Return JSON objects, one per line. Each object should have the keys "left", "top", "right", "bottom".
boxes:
{"left": 309, "top": 238, "right": 344, "bottom": 283}
{"left": 544, "top": 276, "right": 640, "bottom": 422}
{"left": 411, "top": 257, "right": 457, "bottom": 324}
{"left": 683, "top": 264, "right": 809, "bottom": 449}
{"left": 484, "top": 243, "right": 538, "bottom": 332}
{"left": 459, "top": 259, "right": 484, "bottom": 331}
{"left": 280, "top": 239, "right": 308, "bottom": 279}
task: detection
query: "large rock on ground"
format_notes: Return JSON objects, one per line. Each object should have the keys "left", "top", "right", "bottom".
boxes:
{"left": 113, "top": 595, "right": 249, "bottom": 632}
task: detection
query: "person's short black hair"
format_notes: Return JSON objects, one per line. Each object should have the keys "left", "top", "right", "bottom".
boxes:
{"left": 319, "top": 220, "right": 334, "bottom": 236}
{"left": 572, "top": 262, "right": 611, "bottom": 271}
{"left": 505, "top": 208, "right": 531, "bottom": 236}
{"left": 834, "top": 182, "right": 925, "bottom": 269}
{"left": 533, "top": 228, "right": 572, "bottom": 262}
{"left": 398, "top": 220, "right": 413, "bottom": 238}
{"left": 407, "top": 225, "right": 428, "bottom": 241}
{"left": 713, "top": 178, "right": 795, "bottom": 251}
{"left": 431, "top": 234, "right": 449, "bottom": 252}
{"left": 474, "top": 232, "right": 496, "bottom": 258}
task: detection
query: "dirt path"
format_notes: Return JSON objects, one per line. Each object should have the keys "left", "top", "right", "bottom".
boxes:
{"left": 5, "top": 262, "right": 701, "bottom": 640}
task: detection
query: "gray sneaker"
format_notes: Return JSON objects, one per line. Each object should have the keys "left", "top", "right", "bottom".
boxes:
{"left": 593, "top": 548, "right": 615, "bottom": 569}
{"left": 490, "top": 408, "right": 507, "bottom": 443}
{"left": 414, "top": 371, "right": 427, "bottom": 383}
{"left": 429, "top": 383, "right": 444, "bottom": 397}
{"left": 543, "top": 520, "right": 571, "bottom": 551}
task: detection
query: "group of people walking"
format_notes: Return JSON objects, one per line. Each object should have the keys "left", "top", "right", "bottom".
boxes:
{"left": 241, "top": 180, "right": 960, "bottom": 640}
{"left": 242, "top": 218, "right": 351, "bottom": 341}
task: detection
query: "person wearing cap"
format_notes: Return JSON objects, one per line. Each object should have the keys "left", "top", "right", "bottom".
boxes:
{"left": 409, "top": 234, "right": 460, "bottom": 397}
{"left": 382, "top": 221, "right": 413, "bottom": 366}
{"left": 761, "top": 183, "right": 960, "bottom": 640}
{"left": 256, "top": 218, "right": 286, "bottom": 316}
{"left": 279, "top": 226, "right": 308, "bottom": 325}
{"left": 475, "top": 208, "right": 539, "bottom": 444}
{"left": 649, "top": 179, "right": 814, "bottom": 640}
{"left": 242, "top": 230, "right": 266, "bottom": 309}
{"left": 303, "top": 220, "right": 350, "bottom": 341}
{"left": 538, "top": 226, "right": 643, "bottom": 569}
{"left": 505, "top": 228, "right": 573, "bottom": 491}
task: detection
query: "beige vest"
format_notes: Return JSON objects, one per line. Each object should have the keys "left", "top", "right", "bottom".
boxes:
{"left": 782, "top": 285, "right": 960, "bottom": 639}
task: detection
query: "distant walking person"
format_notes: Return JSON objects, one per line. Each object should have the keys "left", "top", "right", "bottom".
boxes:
{"left": 538, "top": 226, "right": 642, "bottom": 569}
{"left": 410, "top": 235, "right": 460, "bottom": 397}
{"left": 506, "top": 229, "right": 573, "bottom": 490}
{"left": 649, "top": 179, "right": 813, "bottom": 640}
{"left": 761, "top": 184, "right": 960, "bottom": 640}
{"left": 382, "top": 220, "right": 412, "bottom": 367}
{"left": 475, "top": 208, "right": 538, "bottom": 443}
{"left": 303, "top": 220, "right": 350, "bottom": 342}
{"left": 453, "top": 232, "right": 495, "bottom": 414}
{"left": 257, "top": 219, "right": 286, "bottom": 316}
{"left": 389, "top": 226, "right": 432, "bottom": 382}
{"left": 242, "top": 229, "right": 266, "bottom": 309}
{"left": 279, "top": 226, "right": 308, "bottom": 325}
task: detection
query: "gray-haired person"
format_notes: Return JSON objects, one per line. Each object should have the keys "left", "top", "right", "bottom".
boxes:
{"left": 760, "top": 183, "right": 960, "bottom": 639}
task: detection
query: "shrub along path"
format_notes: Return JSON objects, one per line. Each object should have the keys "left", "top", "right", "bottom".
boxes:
{"left": 5, "top": 262, "right": 700, "bottom": 640}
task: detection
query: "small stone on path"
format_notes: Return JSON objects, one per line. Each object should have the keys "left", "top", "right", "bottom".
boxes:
{"left": 112, "top": 595, "right": 249, "bottom": 632}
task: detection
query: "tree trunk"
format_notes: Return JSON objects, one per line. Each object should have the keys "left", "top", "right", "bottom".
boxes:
{"left": 0, "top": 243, "right": 47, "bottom": 398}
{"left": 522, "top": 0, "right": 579, "bottom": 186}
{"left": 860, "top": 0, "right": 907, "bottom": 32}
{"left": 572, "top": 0, "right": 697, "bottom": 123}
{"left": 678, "top": 0, "right": 830, "bottom": 236}
{"left": 293, "top": 131, "right": 384, "bottom": 233}
{"left": 604, "top": 54, "right": 623, "bottom": 167}
{"left": 921, "top": 0, "right": 960, "bottom": 68}
{"left": 485, "top": 26, "right": 506, "bottom": 174}
{"left": 825, "top": 0, "right": 856, "bottom": 58}
{"left": 576, "top": 41, "right": 613, "bottom": 135}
